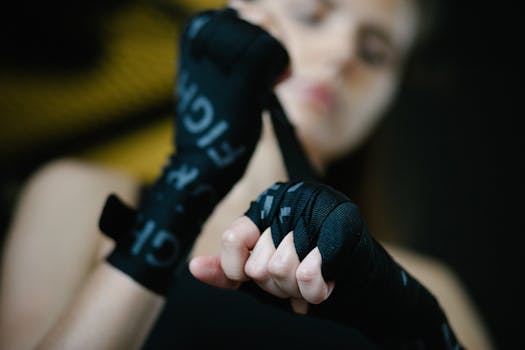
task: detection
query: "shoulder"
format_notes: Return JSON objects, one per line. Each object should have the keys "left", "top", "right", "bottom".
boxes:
{"left": 383, "top": 242, "right": 495, "bottom": 350}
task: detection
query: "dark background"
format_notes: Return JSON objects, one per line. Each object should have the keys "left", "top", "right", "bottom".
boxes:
{"left": 365, "top": 2, "right": 523, "bottom": 348}
{"left": 0, "top": 0, "right": 522, "bottom": 348}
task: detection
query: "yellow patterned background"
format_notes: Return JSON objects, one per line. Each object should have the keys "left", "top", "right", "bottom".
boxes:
{"left": 0, "top": 0, "right": 226, "bottom": 181}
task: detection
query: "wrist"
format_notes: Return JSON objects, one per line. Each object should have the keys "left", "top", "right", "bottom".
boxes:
{"left": 99, "top": 193, "right": 184, "bottom": 296}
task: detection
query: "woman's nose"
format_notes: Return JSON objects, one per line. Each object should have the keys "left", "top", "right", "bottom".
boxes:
{"left": 299, "top": 28, "right": 356, "bottom": 78}
{"left": 326, "top": 40, "right": 355, "bottom": 73}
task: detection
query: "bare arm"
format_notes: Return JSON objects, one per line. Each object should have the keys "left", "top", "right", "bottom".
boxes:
{"left": 37, "top": 262, "right": 164, "bottom": 350}
{"left": 0, "top": 160, "right": 142, "bottom": 350}
{"left": 385, "top": 244, "right": 495, "bottom": 350}
{"left": 190, "top": 182, "right": 495, "bottom": 349}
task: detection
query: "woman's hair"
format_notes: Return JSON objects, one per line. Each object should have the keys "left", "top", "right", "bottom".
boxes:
{"left": 411, "top": 0, "right": 442, "bottom": 59}
{"left": 324, "top": 0, "right": 442, "bottom": 240}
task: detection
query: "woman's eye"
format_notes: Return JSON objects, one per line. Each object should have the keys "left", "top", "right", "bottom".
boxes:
{"left": 290, "top": 0, "right": 330, "bottom": 26}
{"left": 358, "top": 28, "right": 395, "bottom": 67}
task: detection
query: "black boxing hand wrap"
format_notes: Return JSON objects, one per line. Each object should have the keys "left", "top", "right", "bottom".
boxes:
{"left": 245, "top": 181, "right": 360, "bottom": 280}
{"left": 175, "top": 8, "right": 289, "bottom": 201}
{"left": 98, "top": 8, "right": 289, "bottom": 296}
{"left": 244, "top": 182, "right": 463, "bottom": 349}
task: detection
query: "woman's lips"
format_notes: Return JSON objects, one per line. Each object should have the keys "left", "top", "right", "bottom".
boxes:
{"left": 301, "top": 81, "right": 337, "bottom": 114}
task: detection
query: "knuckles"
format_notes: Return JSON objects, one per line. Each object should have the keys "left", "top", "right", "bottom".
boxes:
{"left": 221, "top": 228, "right": 243, "bottom": 249}
{"left": 296, "top": 264, "right": 316, "bottom": 285}
{"left": 268, "top": 253, "right": 295, "bottom": 279}
{"left": 221, "top": 216, "right": 256, "bottom": 245}
{"left": 244, "top": 259, "right": 269, "bottom": 282}
{"left": 238, "top": 182, "right": 364, "bottom": 300}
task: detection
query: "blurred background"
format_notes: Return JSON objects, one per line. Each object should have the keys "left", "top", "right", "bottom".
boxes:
{"left": 0, "top": 0, "right": 521, "bottom": 348}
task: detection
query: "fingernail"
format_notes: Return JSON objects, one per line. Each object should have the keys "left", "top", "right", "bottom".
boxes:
{"left": 326, "top": 281, "right": 336, "bottom": 298}
{"left": 290, "top": 298, "right": 308, "bottom": 315}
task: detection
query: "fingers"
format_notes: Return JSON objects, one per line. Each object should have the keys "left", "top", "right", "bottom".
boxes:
{"left": 228, "top": 0, "right": 287, "bottom": 52}
{"left": 229, "top": 0, "right": 274, "bottom": 33}
{"left": 245, "top": 229, "right": 288, "bottom": 298}
{"left": 290, "top": 298, "right": 309, "bottom": 315}
{"left": 189, "top": 255, "right": 240, "bottom": 290}
{"left": 221, "top": 216, "right": 260, "bottom": 282}
{"left": 296, "top": 248, "right": 335, "bottom": 304}
{"left": 267, "top": 232, "right": 301, "bottom": 298}
{"left": 219, "top": 216, "right": 334, "bottom": 311}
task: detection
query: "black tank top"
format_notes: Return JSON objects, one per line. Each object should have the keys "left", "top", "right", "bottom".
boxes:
{"left": 142, "top": 263, "right": 378, "bottom": 349}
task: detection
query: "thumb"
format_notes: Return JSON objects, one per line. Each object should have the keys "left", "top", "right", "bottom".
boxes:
{"left": 189, "top": 255, "right": 241, "bottom": 290}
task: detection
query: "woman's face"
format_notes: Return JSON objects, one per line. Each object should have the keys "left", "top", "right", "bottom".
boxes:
{"left": 232, "top": 0, "right": 419, "bottom": 169}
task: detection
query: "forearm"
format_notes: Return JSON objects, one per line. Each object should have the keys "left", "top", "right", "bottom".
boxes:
{"left": 37, "top": 262, "right": 164, "bottom": 350}
{"left": 386, "top": 244, "right": 495, "bottom": 350}
{"left": 311, "top": 231, "right": 462, "bottom": 349}
{"left": 241, "top": 181, "right": 464, "bottom": 349}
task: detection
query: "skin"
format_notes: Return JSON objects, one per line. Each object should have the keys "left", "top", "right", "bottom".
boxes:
{"left": 36, "top": 264, "right": 164, "bottom": 350}
{"left": 233, "top": 0, "right": 418, "bottom": 168}
{"left": 190, "top": 0, "right": 494, "bottom": 348}
{"left": 0, "top": 0, "right": 494, "bottom": 349}
{"left": 192, "top": 0, "right": 421, "bottom": 311}
{"left": 190, "top": 0, "right": 421, "bottom": 257}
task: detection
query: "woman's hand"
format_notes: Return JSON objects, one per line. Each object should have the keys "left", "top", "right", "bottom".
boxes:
{"left": 190, "top": 215, "right": 334, "bottom": 314}
{"left": 189, "top": 181, "right": 350, "bottom": 313}
{"left": 190, "top": 181, "right": 464, "bottom": 349}
{"left": 98, "top": 8, "right": 290, "bottom": 295}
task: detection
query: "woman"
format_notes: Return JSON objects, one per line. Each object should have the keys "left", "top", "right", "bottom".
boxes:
{"left": 0, "top": 0, "right": 493, "bottom": 349}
